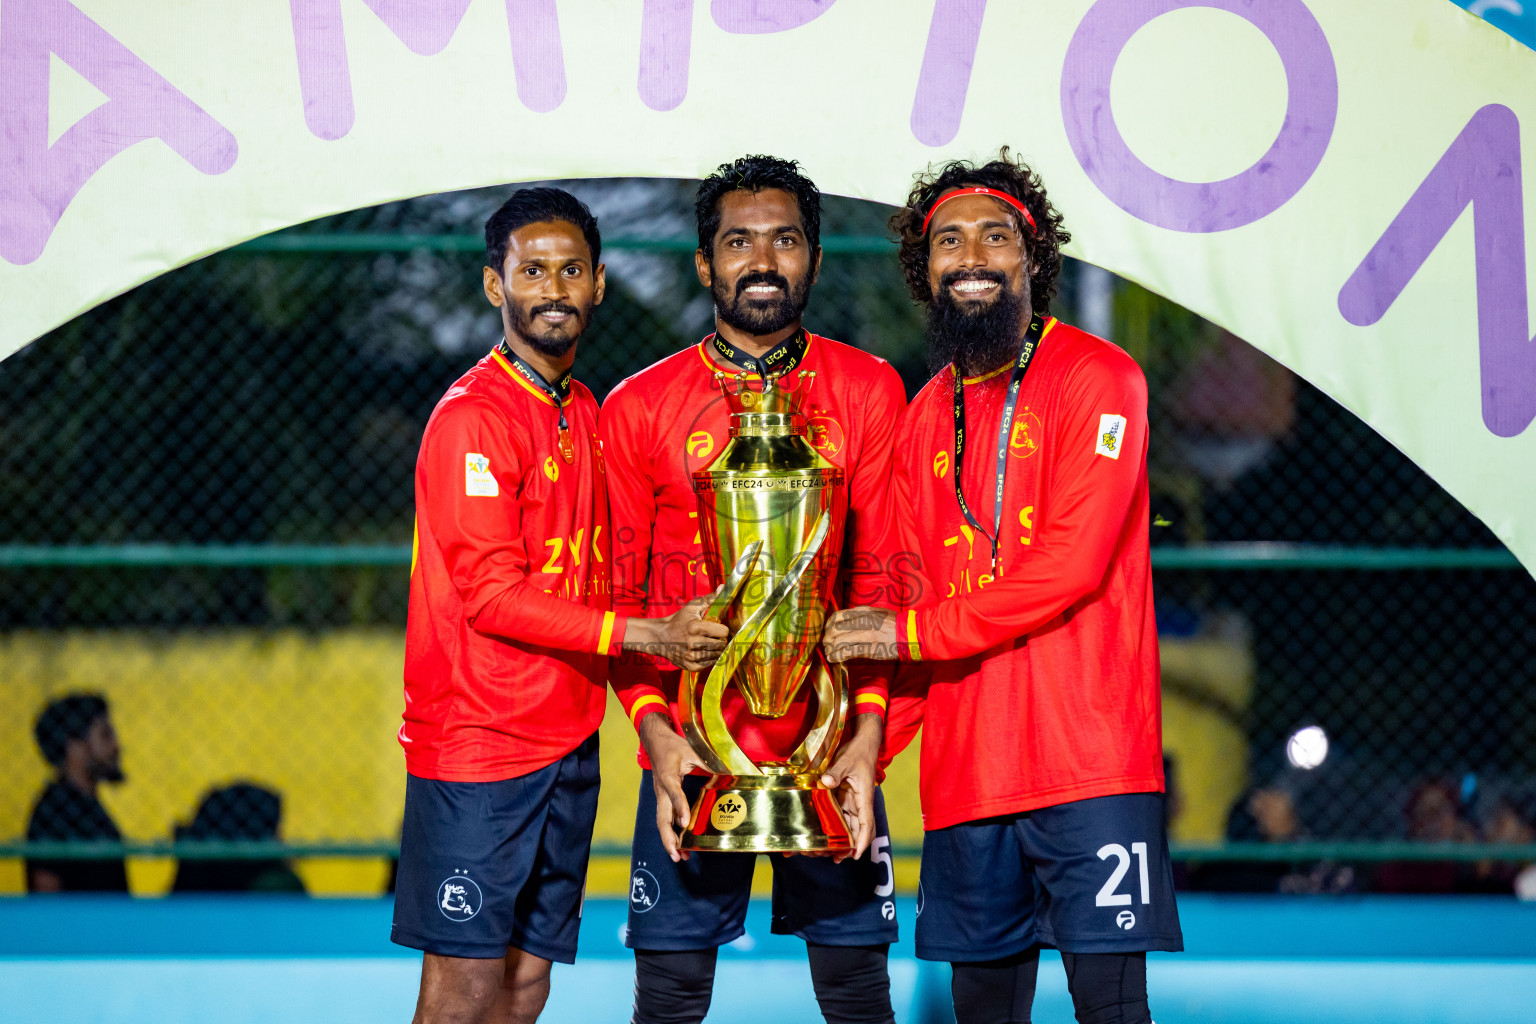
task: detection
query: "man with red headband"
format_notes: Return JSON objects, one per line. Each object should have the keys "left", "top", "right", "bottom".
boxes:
{"left": 824, "top": 150, "right": 1181, "bottom": 1024}
{"left": 601, "top": 154, "right": 909, "bottom": 1024}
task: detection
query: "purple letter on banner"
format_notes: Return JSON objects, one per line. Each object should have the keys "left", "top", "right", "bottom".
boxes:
{"left": 1061, "top": 0, "right": 1336, "bottom": 232}
{"left": 0, "top": 0, "right": 237, "bottom": 265}
{"left": 1339, "top": 105, "right": 1536, "bottom": 438}
{"left": 910, "top": 0, "right": 987, "bottom": 148}
{"left": 639, "top": 0, "right": 836, "bottom": 112}
{"left": 292, "top": 0, "right": 565, "bottom": 140}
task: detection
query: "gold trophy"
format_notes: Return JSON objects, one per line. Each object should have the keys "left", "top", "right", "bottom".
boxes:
{"left": 677, "top": 370, "right": 852, "bottom": 852}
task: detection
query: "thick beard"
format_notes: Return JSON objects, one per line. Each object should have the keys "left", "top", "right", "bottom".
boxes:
{"left": 712, "top": 269, "right": 812, "bottom": 337}
{"left": 925, "top": 272, "right": 1029, "bottom": 378}
{"left": 95, "top": 760, "right": 125, "bottom": 784}
{"left": 509, "top": 300, "right": 591, "bottom": 359}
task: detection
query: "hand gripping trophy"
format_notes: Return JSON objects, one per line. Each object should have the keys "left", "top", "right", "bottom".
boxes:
{"left": 678, "top": 369, "right": 853, "bottom": 852}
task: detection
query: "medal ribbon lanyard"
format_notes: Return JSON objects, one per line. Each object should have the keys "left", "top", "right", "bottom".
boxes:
{"left": 498, "top": 339, "right": 577, "bottom": 463}
{"left": 710, "top": 329, "right": 809, "bottom": 381}
{"left": 952, "top": 315, "right": 1047, "bottom": 575}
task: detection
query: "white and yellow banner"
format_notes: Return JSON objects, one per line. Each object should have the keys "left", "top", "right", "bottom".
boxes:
{"left": 2, "top": 0, "right": 1535, "bottom": 568}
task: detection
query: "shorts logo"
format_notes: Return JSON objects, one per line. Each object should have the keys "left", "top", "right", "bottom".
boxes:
{"left": 1116, "top": 909, "right": 1136, "bottom": 930}
{"left": 1096, "top": 414, "right": 1126, "bottom": 460}
{"left": 465, "top": 454, "right": 499, "bottom": 497}
{"left": 881, "top": 901, "right": 895, "bottom": 921}
{"left": 630, "top": 868, "right": 660, "bottom": 913}
{"left": 915, "top": 883, "right": 926, "bottom": 917}
{"left": 438, "top": 875, "right": 482, "bottom": 921}
{"left": 709, "top": 794, "right": 747, "bottom": 831}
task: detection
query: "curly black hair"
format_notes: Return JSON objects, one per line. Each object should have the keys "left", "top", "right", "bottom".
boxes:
{"left": 484, "top": 187, "right": 601, "bottom": 273}
{"left": 890, "top": 147, "right": 1070, "bottom": 313}
{"left": 695, "top": 155, "right": 822, "bottom": 259}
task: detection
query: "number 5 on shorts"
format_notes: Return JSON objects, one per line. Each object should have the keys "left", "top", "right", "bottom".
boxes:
{"left": 872, "top": 835, "right": 895, "bottom": 898}
{"left": 1095, "top": 842, "right": 1150, "bottom": 906}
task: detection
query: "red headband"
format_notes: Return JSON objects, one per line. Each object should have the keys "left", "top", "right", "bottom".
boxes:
{"left": 921, "top": 186, "right": 1037, "bottom": 235}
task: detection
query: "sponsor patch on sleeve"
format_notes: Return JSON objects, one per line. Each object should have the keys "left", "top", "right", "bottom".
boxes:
{"left": 465, "top": 453, "right": 499, "bottom": 496}
{"left": 1095, "top": 414, "right": 1126, "bottom": 460}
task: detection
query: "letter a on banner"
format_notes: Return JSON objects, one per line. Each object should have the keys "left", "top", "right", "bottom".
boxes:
{"left": 0, "top": 0, "right": 238, "bottom": 265}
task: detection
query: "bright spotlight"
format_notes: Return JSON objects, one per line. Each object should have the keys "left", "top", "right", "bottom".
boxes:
{"left": 1286, "top": 725, "right": 1329, "bottom": 770}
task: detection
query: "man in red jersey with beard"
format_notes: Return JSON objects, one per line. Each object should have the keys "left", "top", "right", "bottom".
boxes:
{"left": 823, "top": 151, "right": 1181, "bottom": 1024}
{"left": 600, "top": 155, "right": 908, "bottom": 1024}
{"left": 394, "top": 188, "right": 727, "bottom": 1024}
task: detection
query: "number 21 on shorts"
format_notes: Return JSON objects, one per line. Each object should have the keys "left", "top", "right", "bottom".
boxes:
{"left": 1095, "top": 842, "right": 1151, "bottom": 906}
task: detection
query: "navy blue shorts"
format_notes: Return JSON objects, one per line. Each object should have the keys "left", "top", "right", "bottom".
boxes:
{"left": 915, "top": 792, "right": 1183, "bottom": 961}
{"left": 626, "top": 771, "right": 900, "bottom": 949}
{"left": 391, "top": 733, "right": 600, "bottom": 963}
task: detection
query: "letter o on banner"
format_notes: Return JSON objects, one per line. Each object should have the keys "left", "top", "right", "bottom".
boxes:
{"left": 1061, "top": 0, "right": 1338, "bottom": 233}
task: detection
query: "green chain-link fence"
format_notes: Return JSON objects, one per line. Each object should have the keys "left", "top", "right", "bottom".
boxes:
{"left": 3, "top": 181, "right": 1533, "bottom": 897}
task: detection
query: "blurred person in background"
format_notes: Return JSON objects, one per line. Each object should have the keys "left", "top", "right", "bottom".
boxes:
{"left": 1469, "top": 794, "right": 1536, "bottom": 898}
{"left": 171, "top": 783, "right": 304, "bottom": 894}
{"left": 1373, "top": 777, "right": 1477, "bottom": 893}
{"left": 25, "top": 693, "right": 128, "bottom": 893}
{"left": 1188, "top": 782, "right": 1354, "bottom": 894}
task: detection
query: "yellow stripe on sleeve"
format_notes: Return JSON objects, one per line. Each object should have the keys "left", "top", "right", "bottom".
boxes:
{"left": 853, "top": 693, "right": 889, "bottom": 712}
{"left": 906, "top": 610, "right": 922, "bottom": 661}
{"left": 598, "top": 611, "right": 617, "bottom": 655}
{"left": 628, "top": 694, "right": 668, "bottom": 725}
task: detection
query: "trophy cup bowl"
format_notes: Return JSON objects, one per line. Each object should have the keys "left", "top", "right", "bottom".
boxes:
{"left": 677, "top": 371, "right": 853, "bottom": 853}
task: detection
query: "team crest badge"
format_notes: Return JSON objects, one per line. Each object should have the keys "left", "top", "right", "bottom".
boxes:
{"left": 1009, "top": 410, "right": 1043, "bottom": 459}
{"left": 806, "top": 415, "right": 845, "bottom": 459}
{"left": 438, "top": 875, "right": 483, "bottom": 921}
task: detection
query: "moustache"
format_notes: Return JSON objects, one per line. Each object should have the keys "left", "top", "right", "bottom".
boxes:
{"left": 938, "top": 269, "right": 1008, "bottom": 292}
{"left": 530, "top": 302, "right": 582, "bottom": 318}
{"left": 735, "top": 272, "right": 792, "bottom": 299}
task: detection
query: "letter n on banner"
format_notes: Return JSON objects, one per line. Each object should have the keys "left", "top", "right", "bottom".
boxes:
{"left": 0, "top": 0, "right": 238, "bottom": 266}
{"left": 1339, "top": 105, "right": 1536, "bottom": 439}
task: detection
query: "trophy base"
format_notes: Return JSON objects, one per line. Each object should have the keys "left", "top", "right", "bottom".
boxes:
{"left": 680, "top": 773, "right": 854, "bottom": 853}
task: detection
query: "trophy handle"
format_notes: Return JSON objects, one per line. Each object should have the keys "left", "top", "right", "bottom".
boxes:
{"left": 679, "top": 541, "right": 764, "bottom": 773}
{"left": 696, "top": 513, "right": 833, "bottom": 777}
{"left": 787, "top": 656, "right": 847, "bottom": 775}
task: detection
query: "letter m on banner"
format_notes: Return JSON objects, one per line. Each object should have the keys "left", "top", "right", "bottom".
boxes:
{"left": 1340, "top": 104, "right": 1536, "bottom": 438}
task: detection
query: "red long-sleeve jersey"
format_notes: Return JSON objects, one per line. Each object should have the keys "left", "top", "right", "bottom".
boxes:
{"left": 890, "top": 319, "right": 1164, "bottom": 830}
{"left": 401, "top": 346, "right": 624, "bottom": 783}
{"left": 600, "top": 333, "right": 906, "bottom": 769}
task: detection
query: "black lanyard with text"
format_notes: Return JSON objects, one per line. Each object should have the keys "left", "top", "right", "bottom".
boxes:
{"left": 498, "top": 339, "right": 576, "bottom": 462}
{"left": 710, "top": 329, "right": 809, "bottom": 380}
{"left": 952, "top": 315, "right": 1046, "bottom": 575}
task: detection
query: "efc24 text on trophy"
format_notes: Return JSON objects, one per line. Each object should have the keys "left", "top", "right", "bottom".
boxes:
{"left": 678, "top": 369, "right": 854, "bottom": 853}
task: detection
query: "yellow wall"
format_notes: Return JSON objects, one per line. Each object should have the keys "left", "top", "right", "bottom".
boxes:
{"left": 1, "top": 629, "right": 1245, "bottom": 895}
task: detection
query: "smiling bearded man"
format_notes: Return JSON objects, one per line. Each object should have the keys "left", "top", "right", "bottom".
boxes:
{"left": 823, "top": 150, "right": 1182, "bottom": 1024}
{"left": 600, "top": 155, "right": 913, "bottom": 1024}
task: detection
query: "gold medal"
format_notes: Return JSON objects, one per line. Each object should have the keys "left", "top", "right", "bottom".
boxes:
{"left": 558, "top": 428, "right": 576, "bottom": 464}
